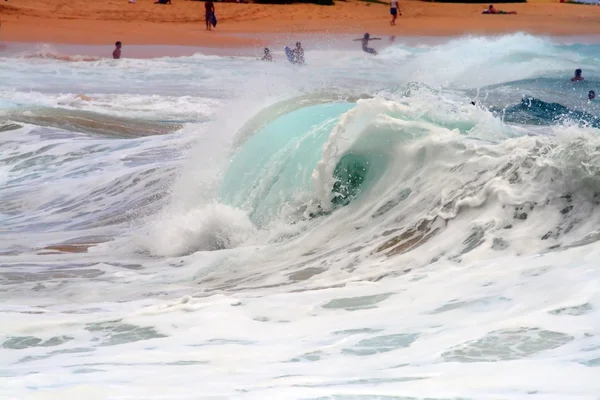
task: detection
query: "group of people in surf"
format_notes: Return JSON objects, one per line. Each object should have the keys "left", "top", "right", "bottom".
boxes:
{"left": 258, "top": 0, "right": 399, "bottom": 62}
{"left": 260, "top": 33, "right": 384, "bottom": 64}
{"left": 261, "top": 41, "right": 305, "bottom": 64}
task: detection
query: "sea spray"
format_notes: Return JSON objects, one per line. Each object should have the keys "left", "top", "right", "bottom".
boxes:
{"left": 2, "top": 34, "right": 600, "bottom": 399}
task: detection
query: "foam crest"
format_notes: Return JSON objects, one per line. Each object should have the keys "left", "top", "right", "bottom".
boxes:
{"left": 4, "top": 33, "right": 600, "bottom": 399}
{"left": 133, "top": 202, "right": 256, "bottom": 257}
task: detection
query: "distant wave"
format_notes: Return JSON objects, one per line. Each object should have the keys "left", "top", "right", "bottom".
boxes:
{"left": 502, "top": 96, "right": 600, "bottom": 128}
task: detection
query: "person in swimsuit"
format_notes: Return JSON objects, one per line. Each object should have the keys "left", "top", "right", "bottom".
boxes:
{"left": 354, "top": 33, "right": 381, "bottom": 55}
{"left": 113, "top": 41, "right": 122, "bottom": 59}
{"left": 261, "top": 47, "right": 272, "bottom": 61}
{"left": 390, "top": 0, "right": 400, "bottom": 26}
{"left": 205, "top": 0, "right": 215, "bottom": 31}
{"left": 571, "top": 68, "right": 584, "bottom": 82}
{"left": 589, "top": 90, "right": 596, "bottom": 100}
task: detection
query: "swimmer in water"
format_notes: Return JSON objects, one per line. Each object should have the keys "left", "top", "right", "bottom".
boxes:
{"left": 353, "top": 33, "right": 381, "bottom": 55}
{"left": 113, "top": 41, "right": 122, "bottom": 59}
{"left": 571, "top": 68, "right": 584, "bottom": 82}
{"left": 589, "top": 90, "right": 596, "bottom": 100}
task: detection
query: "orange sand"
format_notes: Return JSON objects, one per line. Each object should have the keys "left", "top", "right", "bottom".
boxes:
{"left": 2, "top": 0, "right": 600, "bottom": 47}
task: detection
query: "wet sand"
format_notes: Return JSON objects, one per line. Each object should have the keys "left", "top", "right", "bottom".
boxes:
{"left": 2, "top": 0, "right": 600, "bottom": 49}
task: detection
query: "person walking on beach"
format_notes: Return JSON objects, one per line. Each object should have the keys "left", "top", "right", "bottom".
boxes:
{"left": 390, "top": 0, "right": 400, "bottom": 26}
{"left": 205, "top": 0, "right": 215, "bottom": 31}
{"left": 571, "top": 68, "right": 584, "bottom": 82}
{"left": 113, "top": 41, "right": 122, "bottom": 59}
{"left": 354, "top": 33, "right": 381, "bottom": 55}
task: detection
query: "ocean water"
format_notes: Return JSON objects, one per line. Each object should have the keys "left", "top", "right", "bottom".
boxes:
{"left": 1, "top": 33, "right": 600, "bottom": 399}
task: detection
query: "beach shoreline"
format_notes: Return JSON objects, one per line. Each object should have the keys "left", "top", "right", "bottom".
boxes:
{"left": 2, "top": 0, "right": 600, "bottom": 51}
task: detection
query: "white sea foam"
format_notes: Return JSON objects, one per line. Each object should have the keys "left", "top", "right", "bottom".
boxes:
{"left": 1, "top": 34, "right": 600, "bottom": 399}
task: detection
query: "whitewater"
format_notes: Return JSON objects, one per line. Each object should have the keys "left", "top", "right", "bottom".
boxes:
{"left": 1, "top": 33, "right": 600, "bottom": 400}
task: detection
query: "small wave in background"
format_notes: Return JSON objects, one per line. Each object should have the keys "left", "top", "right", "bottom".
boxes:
{"left": 1, "top": 33, "right": 600, "bottom": 399}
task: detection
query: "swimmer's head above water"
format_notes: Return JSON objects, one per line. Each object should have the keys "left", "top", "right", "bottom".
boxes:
{"left": 571, "top": 68, "right": 584, "bottom": 82}
{"left": 589, "top": 90, "right": 596, "bottom": 100}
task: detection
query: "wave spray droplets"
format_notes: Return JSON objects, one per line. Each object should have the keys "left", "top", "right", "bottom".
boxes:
{"left": 2, "top": 34, "right": 600, "bottom": 399}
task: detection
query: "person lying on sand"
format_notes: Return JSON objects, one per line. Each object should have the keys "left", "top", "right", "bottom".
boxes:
{"left": 483, "top": 5, "right": 517, "bottom": 14}
{"left": 354, "top": 33, "right": 381, "bottom": 55}
{"left": 261, "top": 47, "right": 272, "bottom": 61}
{"left": 155, "top": 0, "right": 171, "bottom": 4}
{"left": 571, "top": 68, "right": 584, "bottom": 82}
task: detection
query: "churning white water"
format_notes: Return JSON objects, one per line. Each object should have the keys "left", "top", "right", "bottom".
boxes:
{"left": 1, "top": 34, "right": 600, "bottom": 399}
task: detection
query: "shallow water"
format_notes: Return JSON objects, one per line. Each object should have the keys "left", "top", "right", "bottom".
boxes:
{"left": 1, "top": 33, "right": 600, "bottom": 399}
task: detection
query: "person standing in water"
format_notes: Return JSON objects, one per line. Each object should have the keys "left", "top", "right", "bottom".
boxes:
{"left": 205, "top": 0, "right": 215, "bottom": 31}
{"left": 354, "top": 33, "right": 381, "bottom": 55}
{"left": 113, "top": 41, "right": 122, "bottom": 59}
{"left": 390, "top": 0, "right": 400, "bottom": 26}
{"left": 571, "top": 68, "right": 584, "bottom": 82}
{"left": 292, "top": 42, "right": 304, "bottom": 64}
{"left": 261, "top": 47, "right": 272, "bottom": 61}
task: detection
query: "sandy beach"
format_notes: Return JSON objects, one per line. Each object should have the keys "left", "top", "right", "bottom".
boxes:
{"left": 2, "top": 0, "right": 600, "bottom": 48}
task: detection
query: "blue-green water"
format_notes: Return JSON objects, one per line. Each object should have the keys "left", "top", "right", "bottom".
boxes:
{"left": 2, "top": 34, "right": 600, "bottom": 400}
{"left": 218, "top": 103, "right": 355, "bottom": 225}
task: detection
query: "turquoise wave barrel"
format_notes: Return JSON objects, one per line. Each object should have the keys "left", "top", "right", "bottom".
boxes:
{"left": 218, "top": 102, "right": 356, "bottom": 226}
